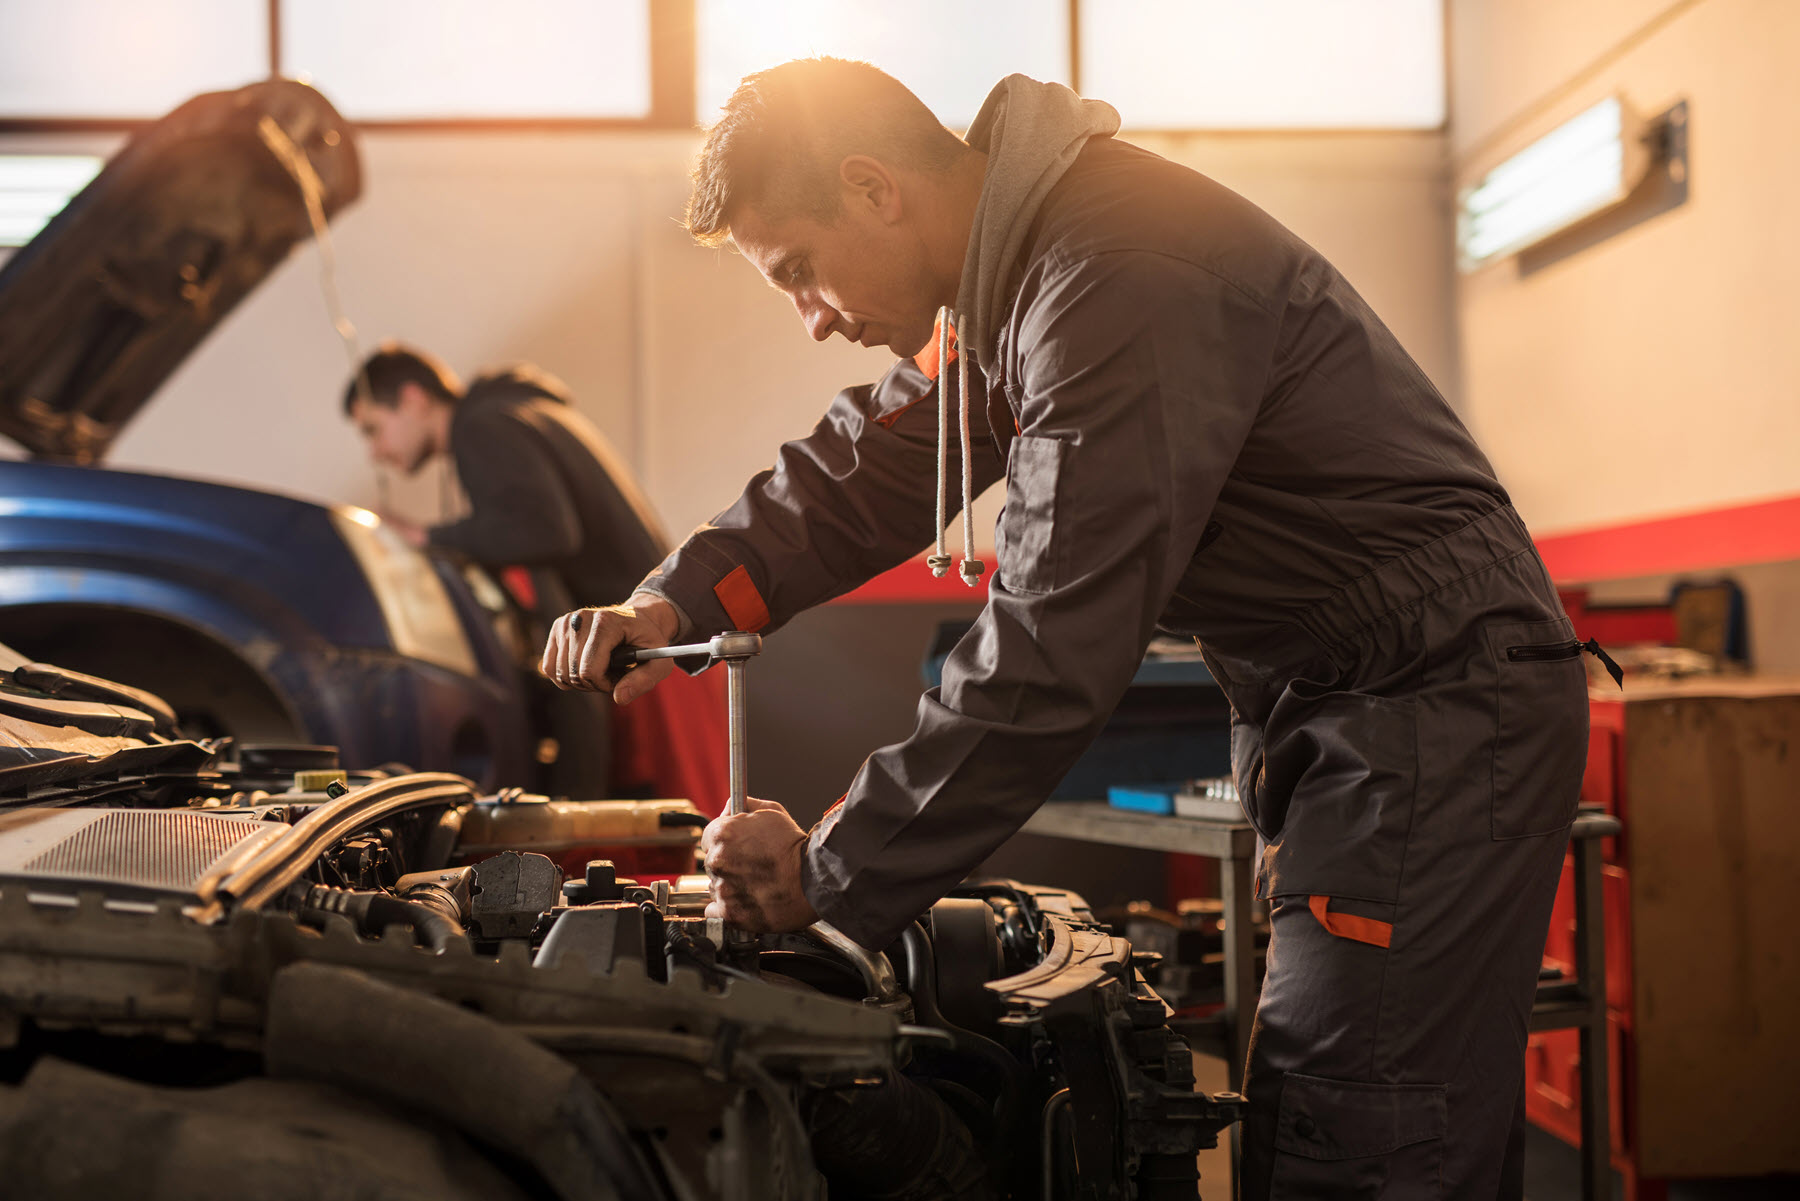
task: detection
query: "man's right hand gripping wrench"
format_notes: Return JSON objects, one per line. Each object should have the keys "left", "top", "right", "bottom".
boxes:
{"left": 540, "top": 593, "right": 680, "bottom": 704}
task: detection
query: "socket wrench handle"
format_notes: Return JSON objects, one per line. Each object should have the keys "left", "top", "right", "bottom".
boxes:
{"left": 609, "top": 631, "right": 761, "bottom": 816}
{"left": 725, "top": 657, "right": 747, "bottom": 816}
{"left": 607, "top": 630, "right": 763, "bottom": 673}
{"left": 616, "top": 631, "right": 898, "bottom": 999}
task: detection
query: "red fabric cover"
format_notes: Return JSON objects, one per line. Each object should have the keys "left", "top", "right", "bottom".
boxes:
{"left": 498, "top": 565, "right": 538, "bottom": 611}
{"left": 610, "top": 665, "right": 729, "bottom": 818}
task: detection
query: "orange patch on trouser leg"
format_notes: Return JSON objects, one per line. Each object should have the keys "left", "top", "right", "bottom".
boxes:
{"left": 1308, "top": 894, "right": 1393, "bottom": 948}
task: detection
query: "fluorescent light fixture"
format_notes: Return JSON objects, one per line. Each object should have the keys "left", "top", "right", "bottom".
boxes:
{"left": 0, "top": 155, "right": 103, "bottom": 248}
{"left": 1459, "top": 96, "right": 1650, "bottom": 271}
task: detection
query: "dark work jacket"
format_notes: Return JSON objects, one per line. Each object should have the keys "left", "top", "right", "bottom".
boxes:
{"left": 639, "top": 136, "right": 1540, "bottom": 950}
{"left": 429, "top": 367, "right": 670, "bottom": 611}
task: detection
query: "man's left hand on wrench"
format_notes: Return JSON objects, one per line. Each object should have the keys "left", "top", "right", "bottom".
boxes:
{"left": 607, "top": 628, "right": 816, "bottom": 928}
{"left": 699, "top": 798, "right": 820, "bottom": 932}
{"left": 543, "top": 609, "right": 821, "bottom": 932}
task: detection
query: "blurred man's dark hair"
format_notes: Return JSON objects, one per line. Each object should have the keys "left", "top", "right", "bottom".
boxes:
{"left": 342, "top": 341, "right": 461, "bottom": 415}
{"left": 686, "top": 56, "right": 969, "bottom": 248}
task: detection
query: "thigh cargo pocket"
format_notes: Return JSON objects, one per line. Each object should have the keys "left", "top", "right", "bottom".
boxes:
{"left": 1271, "top": 1074, "right": 1447, "bottom": 1200}
{"left": 1256, "top": 688, "right": 1419, "bottom": 904}
{"left": 1485, "top": 619, "right": 1590, "bottom": 839}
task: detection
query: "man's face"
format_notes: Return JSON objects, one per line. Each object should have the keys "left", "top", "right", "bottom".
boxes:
{"left": 349, "top": 384, "right": 435, "bottom": 475}
{"left": 732, "top": 190, "right": 941, "bottom": 359}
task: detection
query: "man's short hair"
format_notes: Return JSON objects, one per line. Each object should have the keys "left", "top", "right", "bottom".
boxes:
{"left": 343, "top": 342, "right": 461, "bottom": 415}
{"left": 687, "top": 57, "right": 968, "bottom": 247}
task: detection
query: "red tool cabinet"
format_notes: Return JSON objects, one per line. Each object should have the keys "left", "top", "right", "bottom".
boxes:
{"left": 1526, "top": 683, "right": 1800, "bottom": 1197}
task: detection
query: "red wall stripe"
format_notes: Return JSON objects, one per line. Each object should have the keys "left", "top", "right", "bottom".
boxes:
{"left": 1535, "top": 493, "right": 1800, "bottom": 583}
{"left": 827, "top": 493, "right": 1800, "bottom": 605}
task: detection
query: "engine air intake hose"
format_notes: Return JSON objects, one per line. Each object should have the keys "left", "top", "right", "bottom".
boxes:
{"left": 287, "top": 883, "right": 463, "bottom": 953}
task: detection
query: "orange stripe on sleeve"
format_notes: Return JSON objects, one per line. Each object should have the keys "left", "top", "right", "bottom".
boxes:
{"left": 713, "top": 564, "right": 770, "bottom": 633}
{"left": 1308, "top": 894, "right": 1393, "bottom": 949}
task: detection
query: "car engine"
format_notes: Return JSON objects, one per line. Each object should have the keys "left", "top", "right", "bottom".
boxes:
{"left": 0, "top": 643, "right": 1241, "bottom": 1200}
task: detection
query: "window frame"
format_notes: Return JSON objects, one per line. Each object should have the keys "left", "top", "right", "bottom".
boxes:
{"left": 0, "top": 0, "right": 1445, "bottom": 135}
{"left": 0, "top": 0, "right": 697, "bottom": 132}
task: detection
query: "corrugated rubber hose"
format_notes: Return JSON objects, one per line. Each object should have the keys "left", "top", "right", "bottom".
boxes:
{"left": 263, "top": 963, "right": 668, "bottom": 1201}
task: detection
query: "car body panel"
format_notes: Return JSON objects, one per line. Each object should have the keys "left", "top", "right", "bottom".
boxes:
{"left": 0, "top": 460, "right": 532, "bottom": 787}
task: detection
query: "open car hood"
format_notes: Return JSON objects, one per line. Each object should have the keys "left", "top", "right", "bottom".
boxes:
{"left": 0, "top": 79, "right": 361, "bottom": 463}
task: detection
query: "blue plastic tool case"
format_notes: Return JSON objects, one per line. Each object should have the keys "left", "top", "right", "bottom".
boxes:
{"left": 922, "top": 621, "right": 1232, "bottom": 800}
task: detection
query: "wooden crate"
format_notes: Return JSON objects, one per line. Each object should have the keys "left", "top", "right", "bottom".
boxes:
{"left": 1621, "top": 681, "right": 1800, "bottom": 1177}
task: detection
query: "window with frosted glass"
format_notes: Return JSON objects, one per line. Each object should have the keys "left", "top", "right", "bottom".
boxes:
{"left": 1079, "top": 0, "right": 1445, "bottom": 130}
{"left": 0, "top": 0, "right": 267, "bottom": 118}
{"left": 696, "top": 0, "right": 1070, "bottom": 129}
{"left": 280, "top": 0, "right": 651, "bottom": 120}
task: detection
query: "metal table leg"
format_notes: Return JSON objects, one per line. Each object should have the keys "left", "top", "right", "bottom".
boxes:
{"left": 1573, "top": 827, "right": 1612, "bottom": 1201}
{"left": 1220, "top": 850, "right": 1258, "bottom": 1201}
{"left": 1219, "top": 852, "right": 1257, "bottom": 1093}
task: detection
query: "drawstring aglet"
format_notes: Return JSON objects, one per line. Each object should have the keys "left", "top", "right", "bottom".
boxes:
{"left": 958, "top": 558, "right": 985, "bottom": 587}
{"left": 927, "top": 307, "right": 953, "bottom": 581}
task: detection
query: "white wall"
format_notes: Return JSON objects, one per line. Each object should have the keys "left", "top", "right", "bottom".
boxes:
{"left": 1451, "top": 0, "right": 1800, "bottom": 537}
{"left": 2, "top": 122, "right": 1455, "bottom": 554}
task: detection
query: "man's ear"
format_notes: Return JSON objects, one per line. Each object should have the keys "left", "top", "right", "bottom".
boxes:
{"left": 839, "top": 155, "right": 903, "bottom": 224}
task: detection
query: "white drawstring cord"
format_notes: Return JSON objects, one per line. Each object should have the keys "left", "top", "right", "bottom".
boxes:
{"left": 925, "top": 308, "right": 987, "bottom": 586}
{"left": 927, "top": 307, "right": 952, "bottom": 578}
{"left": 955, "top": 311, "right": 985, "bottom": 587}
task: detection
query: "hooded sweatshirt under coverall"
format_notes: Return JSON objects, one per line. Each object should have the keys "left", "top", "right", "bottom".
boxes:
{"left": 637, "top": 77, "right": 1589, "bottom": 1196}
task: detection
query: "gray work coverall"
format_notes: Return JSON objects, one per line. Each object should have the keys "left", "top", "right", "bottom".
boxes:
{"left": 640, "top": 77, "right": 1590, "bottom": 1198}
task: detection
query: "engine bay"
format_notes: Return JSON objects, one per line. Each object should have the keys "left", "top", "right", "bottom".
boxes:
{"left": 0, "top": 650, "right": 1242, "bottom": 1200}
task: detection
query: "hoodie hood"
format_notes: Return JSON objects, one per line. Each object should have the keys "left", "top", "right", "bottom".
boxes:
{"left": 954, "top": 75, "right": 1119, "bottom": 373}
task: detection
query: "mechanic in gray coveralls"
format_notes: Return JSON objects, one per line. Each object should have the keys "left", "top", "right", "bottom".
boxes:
{"left": 542, "top": 59, "right": 1592, "bottom": 1198}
